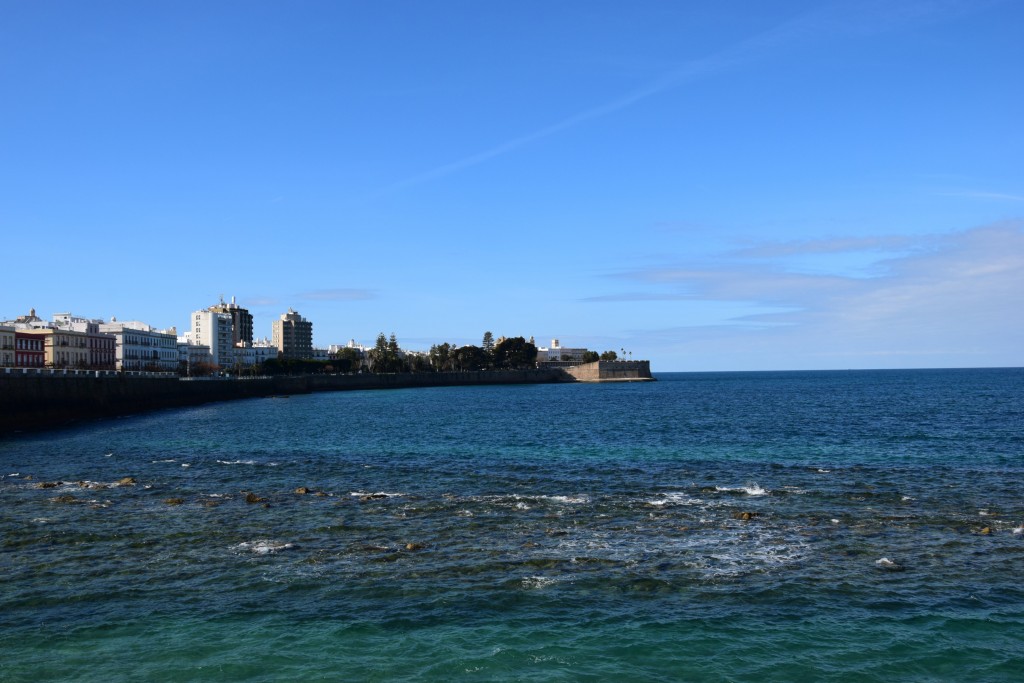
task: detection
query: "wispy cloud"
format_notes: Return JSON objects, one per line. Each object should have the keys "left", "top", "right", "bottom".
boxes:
{"left": 373, "top": 0, "right": 993, "bottom": 197}
{"left": 583, "top": 292, "right": 699, "bottom": 303}
{"left": 297, "top": 288, "right": 377, "bottom": 302}
{"left": 727, "top": 235, "right": 918, "bottom": 259}
{"left": 374, "top": 12, "right": 816, "bottom": 196}
{"left": 596, "top": 222, "right": 1024, "bottom": 367}
{"left": 937, "top": 190, "right": 1024, "bottom": 202}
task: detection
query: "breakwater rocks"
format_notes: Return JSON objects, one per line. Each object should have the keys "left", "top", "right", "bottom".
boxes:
{"left": 0, "top": 368, "right": 573, "bottom": 435}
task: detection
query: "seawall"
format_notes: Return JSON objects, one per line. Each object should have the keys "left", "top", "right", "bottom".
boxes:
{"left": 563, "top": 360, "right": 653, "bottom": 382}
{"left": 0, "top": 368, "right": 572, "bottom": 436}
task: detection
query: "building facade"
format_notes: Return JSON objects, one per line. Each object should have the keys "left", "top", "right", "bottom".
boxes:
{"left": 177, "top": 339, "right": 213, "bottom": 374}
{"left": 41, "top": 328, "right": 91, "bottom": 368}
{"left": 191, "top": 309, "right": 235, "bottom": 369}
{"left": 536, "top": 339, "right": 588, "bottom": 365}
{"left": 99, "top": 320, "right": 178, "bottom": 372}
{"left": 52, "top": 313, "right": 116, "bottom": 370}
{"left": 235, "top": 339, "right": 278, "bottom": 367}
{"left": 14, "top": 331, "right": 45, "bottom": 368}
{"left": 0, "top": 326, "right": 15, "bottom": 367}
{"left": 208, "top": 296, "right": 253, "bottom": 346}
{"left": 271, "top": 309, "right": 313, "bottom": 360}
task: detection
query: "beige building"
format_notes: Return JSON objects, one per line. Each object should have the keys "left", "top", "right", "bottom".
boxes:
{"left": 271, "top": 308, "right": 313, "bottom": 360}
{"left": 0, "top": 326, "right": 14, "bottom": 367}
{"left": 23, "top": 328, "right": 90, "bottom": 368}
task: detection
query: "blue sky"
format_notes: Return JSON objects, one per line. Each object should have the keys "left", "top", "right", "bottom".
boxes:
{"left": 2, "top": 0, "right": 1021, "bottom": 370}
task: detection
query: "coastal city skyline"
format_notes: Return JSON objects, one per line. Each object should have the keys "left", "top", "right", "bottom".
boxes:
{"left": 2, "top": 1, "right": 1022, "bottom": 371}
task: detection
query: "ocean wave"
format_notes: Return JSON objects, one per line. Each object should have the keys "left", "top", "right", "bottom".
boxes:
{"left": 646, "top": 492, "right": 704, "bottom": 507}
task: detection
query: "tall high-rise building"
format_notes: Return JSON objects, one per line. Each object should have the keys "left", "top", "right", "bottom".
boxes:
{"left": 208, "top": 296, "right": 253, "bottom": 346}
{"left": 190, "top": 309, "right": 235, "bottom": 368}
{"left": 271, "top": 308, "right": 313, "bottom": 360}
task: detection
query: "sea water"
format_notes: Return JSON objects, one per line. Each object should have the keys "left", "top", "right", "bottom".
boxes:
{"left": 1, "top": 368, "right": 1022, "bottom": 681}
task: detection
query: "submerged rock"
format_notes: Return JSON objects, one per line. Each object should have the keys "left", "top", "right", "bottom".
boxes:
{"left": 980, "top": 527, "right": 992, "bottom": 535}
{"left": 733, "top": 511, "right": 758, "bottom": 521}
{"left": 116, "top": 477, "right": 137, "bottom": 486}
{"left": 37, "top": 481, "right": 62, "bottom": 489}
{"left": 245, "top": 492, "right": 265, "bottom": 504}
{"left": 164, "top": 498, "right": 185, "bottom": 505}
{"left": 294, "top": 487, "right": 311, "bottom": 495}
{"left": 874, "top": 557, "right": 905, "bottom": 571}
{"left": 51, "top": 495, "right": 77, "bottom": 504}
{"left": 405, "top": 542, "right": 425, "bottom": 551}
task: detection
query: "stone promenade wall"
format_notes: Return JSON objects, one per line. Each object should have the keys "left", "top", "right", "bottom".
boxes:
{"left": 0, "top": 369, "right": 571, "bottom": 436}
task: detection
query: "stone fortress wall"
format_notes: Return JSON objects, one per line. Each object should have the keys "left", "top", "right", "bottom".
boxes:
{"left": 563, "top": 360, "right": 653, "bottom": 382}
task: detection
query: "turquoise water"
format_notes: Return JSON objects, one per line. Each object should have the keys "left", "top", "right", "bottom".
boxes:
{"left": 2, "top": 369, "right": 1022, "bottom": 681}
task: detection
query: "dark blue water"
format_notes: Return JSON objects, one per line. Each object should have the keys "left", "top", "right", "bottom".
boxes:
{"left": 2, "top": 369, "right": 1022, "bottom": 680}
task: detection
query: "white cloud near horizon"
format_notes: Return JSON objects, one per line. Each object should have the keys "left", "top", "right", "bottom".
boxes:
{"left": 596, "top": 221, "right": 1024, "bottom": 369}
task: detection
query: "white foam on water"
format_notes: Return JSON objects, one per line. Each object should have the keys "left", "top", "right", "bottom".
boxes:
{"left": 521, "top": 575, "right": 560, "bottom": 590}
{"left": 816, "top": 469, "right": 831, "bottom": 473}
{"left": 181, "top": 463, "right": 190, "bottom": 468}
{"left": 515, "top": 502, "right": 530, "bottom": 510}
{"left": 152, "top": 459, "right": 176, "bottom": 463}
{"left": 715, "top": 483, "right": 768, "bottom": 496}
{"left": 902, "top": 496, "right": 914, "bottom": 501}
{"left": 236, "top": 540, "right": 297, "bottom": 555}
{"left": 539, "top": 495, "right": 589, "bottom": 504}
{"left": 979, "top": 510, "right": 990, "bottom": 516}
{"left": 31, "top": 518, "right": 52, "bottom": 524}
{"left": 217, "top": 459, "right": 258, "bottom": 466}
{"left": 875, "top": 557, "right": 901, "bottom": 568}
{"left": 350, "top": 491, "right": 405, "bottom": 498}
{"left": 831, "top": 519, "right": 840, "bottom": 524}
{"left": 103, "top": 453, "right": 113, "bottom": 457}
{"left": 1012, "top": 525, "right": 1023, "bottom": 535}
{"left": 647, "top": 492, "right": 704, "bottom": 507}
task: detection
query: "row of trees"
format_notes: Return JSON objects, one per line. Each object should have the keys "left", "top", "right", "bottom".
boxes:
{"left": 362, "top": 331, "right": 539, "bottom": 374}
{"left": 180, "top": 331, "right": 623, "bottom": 377}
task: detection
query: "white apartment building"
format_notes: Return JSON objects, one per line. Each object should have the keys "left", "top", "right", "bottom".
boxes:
{"left": 536, "top": 339, "right": 588, "bottom": 364}
{"left": 177, "top": 335, "right": 213, "bottom": 372}
{"left": 191, "top": 309, "right": 235, "bottom": 369}
{"left": 99, "top": 319, "right": 178, "bottom": 372}
{"left": 235, "top": 338, "right": 278, "bottom": 367}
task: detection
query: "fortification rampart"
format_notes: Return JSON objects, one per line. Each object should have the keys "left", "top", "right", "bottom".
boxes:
{"left": 563, "top": 360, "right": 653, "bottom": 382}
